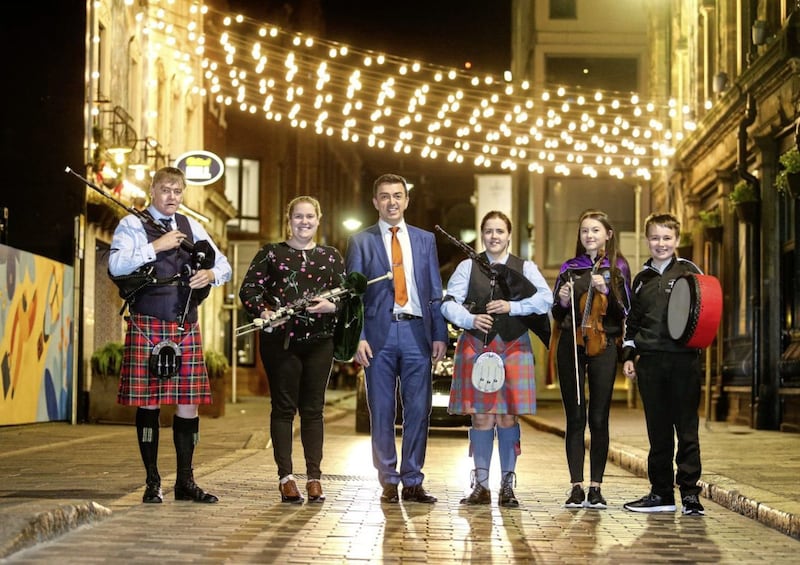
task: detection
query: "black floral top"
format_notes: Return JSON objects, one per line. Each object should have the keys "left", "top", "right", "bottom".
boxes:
{"left": 239, "top": 242, "right": 346, "bottom": 343}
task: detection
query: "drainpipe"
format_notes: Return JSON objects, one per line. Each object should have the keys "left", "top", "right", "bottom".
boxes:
{"left": 737, "top": 93, "right": 762, "bottom": 428}
{"left": 738, "top": 93, "right": 759, "bottom": 188}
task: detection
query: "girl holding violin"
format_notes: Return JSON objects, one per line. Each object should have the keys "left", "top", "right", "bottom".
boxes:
{"left": 552, "top": 209, "right": 632, "bottom": 509}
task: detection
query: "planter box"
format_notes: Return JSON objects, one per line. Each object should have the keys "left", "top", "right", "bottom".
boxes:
{"left": 734, "top": 201, "right": 760, "bottom": 224}
{"left": 704, "top": 226, "right": 723, "bottom": 242}
{"left": 788, "top": 172, "right": 800, "bottom": 199}
{"left": 88, "top": 376, "right": 223, "bottom": 423}
{"left": 199, "top": 377, "right": 226, "bottom": 418}
{"left": 89, "top": 377, "right": 137, "bottom": 424}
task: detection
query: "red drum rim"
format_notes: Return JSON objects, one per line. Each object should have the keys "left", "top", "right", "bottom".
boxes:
{"left": 667, "top": 274, "right": 722, "bottom": 349}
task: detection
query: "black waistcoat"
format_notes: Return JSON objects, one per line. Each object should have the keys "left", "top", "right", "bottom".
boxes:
{"left": 130, "top": 214, "right": 199, "bottom": 323}
{"left": 465, "top": 253, "right": 529, "bottom": 342}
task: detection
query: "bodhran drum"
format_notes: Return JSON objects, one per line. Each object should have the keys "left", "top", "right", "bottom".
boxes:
{"left": 471, "top": 351, "right": 505, "bottom": 393}
{"left": 667, "top": 274, "right": 722, "bottom": 348}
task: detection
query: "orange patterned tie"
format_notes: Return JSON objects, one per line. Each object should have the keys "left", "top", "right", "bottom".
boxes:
{"left": 390, "top": 227, "right": 408, "bottom": 306}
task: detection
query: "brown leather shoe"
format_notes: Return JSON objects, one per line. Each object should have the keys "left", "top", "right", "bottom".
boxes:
{"left": 460, "top": 484, "right": 491, "bottom": 505}
{"left": 401, "top": 484, "right": 437, "bottom": 503}
{"left": 380, "top": 483, "right": 399, "bottom": 503}
{"left": 499, "top": 472, "right": 519, "bottom": 508}
{"left": 306, "top": 479, "right": 326, "bottom": 503}
{"left": 279, "top": 479, "right": 304, "bottom": 504}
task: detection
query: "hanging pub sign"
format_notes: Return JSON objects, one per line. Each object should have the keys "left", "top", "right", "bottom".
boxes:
{"left": 173, "top": 150, "right": 225, "bottom": 186}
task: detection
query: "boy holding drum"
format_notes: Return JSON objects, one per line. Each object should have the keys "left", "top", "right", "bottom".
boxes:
{"left": 621, "top": 213, "right": 706, "bottom": 516}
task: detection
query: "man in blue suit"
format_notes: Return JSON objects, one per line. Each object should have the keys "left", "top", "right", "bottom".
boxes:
{"left": 346, "top": 173, "right": 448, "bottom": 503}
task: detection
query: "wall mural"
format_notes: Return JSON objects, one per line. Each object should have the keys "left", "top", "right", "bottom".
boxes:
{"left": 0, "top": 244, "right": 74, "bottom": 425}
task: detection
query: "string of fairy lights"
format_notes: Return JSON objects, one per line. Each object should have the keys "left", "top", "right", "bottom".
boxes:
{"left": 126, "top": 0, "right": 705, "bottom": 182}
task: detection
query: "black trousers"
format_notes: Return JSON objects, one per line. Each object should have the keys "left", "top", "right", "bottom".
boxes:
{"left": 635, "top": 350, "right": 702, "bottom": 498}
{"left": 260, "top": 336, "right": 334, "bottom": 480}
{"left": 556, "top": 331, "right": 618, "bottom": 484}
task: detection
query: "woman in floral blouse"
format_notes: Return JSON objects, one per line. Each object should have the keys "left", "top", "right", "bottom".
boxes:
{"left": 239, "top": 196, "right": 346, "bottom": 504}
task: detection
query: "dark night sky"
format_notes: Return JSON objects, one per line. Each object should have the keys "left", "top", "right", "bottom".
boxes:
{"left": 227, "top": 0, "right": 511, "bottom": 74}
{"left": 318, "top": 0, "right": 511, "bottom": 74}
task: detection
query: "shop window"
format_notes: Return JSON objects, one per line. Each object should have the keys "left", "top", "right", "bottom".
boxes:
{"left": 225, "top": 157, "right": 260, "bottom": 233}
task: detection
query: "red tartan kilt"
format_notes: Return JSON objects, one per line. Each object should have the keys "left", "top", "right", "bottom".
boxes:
{"left": 118, "top": 313, "right": 212, "bottom": 406}
{"left": 449, "top": 331, "right": 537, "bottom": 415}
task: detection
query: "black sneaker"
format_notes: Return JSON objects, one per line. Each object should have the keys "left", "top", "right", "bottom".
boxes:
{"left": 681, "top": 494, "right": 705, "bottom": 516}
{"left": 623, "top": 492, "right": 676, "bottom": 513}
{"left": 564, "top": 484, "right": 585, "bottom": 508}
{"left": 585, "top": 486, "right": 607, "bottom": 509}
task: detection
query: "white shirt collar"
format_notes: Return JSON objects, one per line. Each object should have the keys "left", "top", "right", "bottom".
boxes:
{"left": 378, "top": 219, "right": 407, "bottom": 234}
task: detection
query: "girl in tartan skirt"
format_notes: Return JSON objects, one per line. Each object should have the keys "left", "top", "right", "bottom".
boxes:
{"left": 441, "top": 211, "right": 553, "bottom": 507}
{"left": 109, "top": 167, "right": 232, "bottom": 504}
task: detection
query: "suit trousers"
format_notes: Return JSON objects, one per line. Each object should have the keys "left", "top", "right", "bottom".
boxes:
{"left": 365, "top": 318, "right": 432, "bottom": 488}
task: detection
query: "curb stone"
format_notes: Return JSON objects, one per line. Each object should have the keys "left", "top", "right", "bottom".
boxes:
{"left": 0, "top": 501, "right": 112, "bottom": 559}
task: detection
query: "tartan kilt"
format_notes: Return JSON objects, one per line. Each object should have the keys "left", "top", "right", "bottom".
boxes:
{"left": 118, "top": 313, "right": 212, "bottom": 406}
{"left": 448, "top": 331, "right": 536, "bottom": 416}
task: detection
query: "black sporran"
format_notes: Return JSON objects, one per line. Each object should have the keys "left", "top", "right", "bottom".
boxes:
{"left": 149, "top": 339, "right": 182, "bottom": 379}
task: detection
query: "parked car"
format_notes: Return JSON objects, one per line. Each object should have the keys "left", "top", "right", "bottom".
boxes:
{"left": 354, "top": 327, "right": 471, "bottom": 434}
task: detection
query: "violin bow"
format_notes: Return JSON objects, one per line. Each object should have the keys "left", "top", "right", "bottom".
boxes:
{"left": 569, "top": 274, "right": 581, "bottom": 406}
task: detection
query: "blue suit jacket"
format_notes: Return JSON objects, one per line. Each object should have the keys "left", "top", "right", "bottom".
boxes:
{"left": 346, "top": 222, "right": 448, "bottom": 354}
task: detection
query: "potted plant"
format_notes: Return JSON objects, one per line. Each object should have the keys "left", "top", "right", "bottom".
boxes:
{"left": 201, "top": 350, "right": 230, "bottom": 418}
{"left": 90, "top": 341, "right": 124, "bottom": 378}
{"left": 729, "top": 180, "right": 760, "bottom": 223}
{"left": 776, "top": 147, "right": 800, "bottom": 198}
{"left": 89, "top": 341, "right": 138, "bottom": 423}
{"left": 699, "top": 209, "right": 723, "bottom": 241}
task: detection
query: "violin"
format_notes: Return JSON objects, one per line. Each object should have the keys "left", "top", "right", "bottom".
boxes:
{"left": 576, "top": 252, "right": 608, "bottom": 357}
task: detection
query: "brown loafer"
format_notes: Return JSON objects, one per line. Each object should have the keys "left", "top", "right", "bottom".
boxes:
{"left": 306, "top": 479, "right": 326, "bottom": 503}
{"left": 279, "top": 479, "right": 304, "bottom": 504}
{"left": 380, "top": 483, "right": 399, "bottom": 503}
{"left": 401, "top": 484, "right": 437, "bottom": 503}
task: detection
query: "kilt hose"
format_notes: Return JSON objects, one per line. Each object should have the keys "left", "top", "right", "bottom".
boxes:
{"left": 118, "top": 312, "right": 212, "bottom": 406}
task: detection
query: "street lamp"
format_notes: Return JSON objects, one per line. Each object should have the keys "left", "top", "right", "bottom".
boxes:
{"left": 342, "top": 218, "right": 362, "bottom": 231}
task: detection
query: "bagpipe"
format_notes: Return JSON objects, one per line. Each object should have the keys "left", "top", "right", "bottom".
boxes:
{"left": 65, "top": 166, "right": 216, "bottom": 310}
{"left": 236, "top": 271, "right": 392, "bottom": 361}
{"left": 435, "top": 224, "right": 551, "bottom": 348}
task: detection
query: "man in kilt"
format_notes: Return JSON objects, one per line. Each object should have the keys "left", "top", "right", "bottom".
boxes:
{"left": 108, "top": 166, "right": 231, "bottom": 504}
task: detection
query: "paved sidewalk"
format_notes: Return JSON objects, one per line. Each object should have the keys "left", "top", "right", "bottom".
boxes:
{"left": 523, "top": 401, "right": 800, "bottom": 540}
{"left": 1, "top": 391, "right": 799, "bottom": 560}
